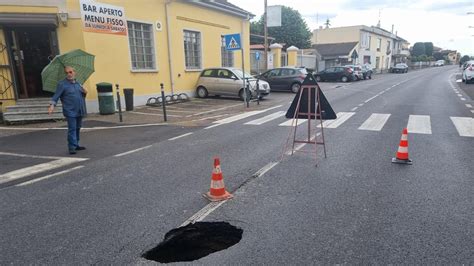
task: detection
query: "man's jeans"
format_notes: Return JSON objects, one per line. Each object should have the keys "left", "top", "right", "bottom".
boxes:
{"left": 66, "top": 116, "right": 83, "bottom": 151}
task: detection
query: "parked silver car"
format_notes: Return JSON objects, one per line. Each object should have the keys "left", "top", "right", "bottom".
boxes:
{"left": 196, "top": 68, "right": 271, "bottom": 100}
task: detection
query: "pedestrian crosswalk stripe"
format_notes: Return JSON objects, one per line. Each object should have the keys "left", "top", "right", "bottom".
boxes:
{"left": 358, "top": 113, "right": 391, "bottom": 131}
{"left": 317, "top": 112, "right": 355, "bottom": 128}
{"left": 245, "top": 111, "right": 285, "bottom": 125}
{"left": 212, "top": 105, "right": 282, "bottom": 125}
{"left": 407, "top": 115, "right": 432, "bottom": 134}
{"left": 450, "top": 117, "right": 474, "bottom": 137}
{"left": 279, "top": 118, "right": 308, "bottom": 126}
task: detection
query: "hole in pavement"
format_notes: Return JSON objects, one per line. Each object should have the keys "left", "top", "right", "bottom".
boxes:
{"left": 142, "top": 221, "right": 242, "bottom": 263}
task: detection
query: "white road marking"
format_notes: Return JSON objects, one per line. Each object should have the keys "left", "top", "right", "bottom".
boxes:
{"left": 204, "top": 124, "right": 221, "bottom": 129}
{"left": 168, "top": 132, "right": 193, "bottom": 141}
{"left": 113, "top": 145, "right": 153, "bottom": 157}
{"left": 0, "top": 152, "right": 65, "bottom": 160}
{"left": 16, "top": 166, "right": 84, "bottom": 187}
{"left": 456, "top": 79, "right": 462, "bottom": 83}
{"left": 318, "top": 112, "right": 355, "bottom": 128}
{"left": 197, "top": 114, "right": 230, "bottom": 120}
{"left": 180, "top": 161, "right": 279, "bottom": 226}
{"left": 358, "top": 103, "right": 364, "bottom": 107}
{"left": 279, "top": 118, "right": 308, "bottom": 127}
{"left": 146, "top": 108, "right": 195, "bottom": 113}
{"left": 466, "top": 104, "right": 473, "bottom": 108}
{"left": 457, "top": 94, "right": 463, "bottom": 97}
{"left": 407, "top": 115, "right": 432, "bottom": 134}
{"left": 358, "top": 113, "right": 391, "bottom": 131}
{"left": 0, "top": 127, "right": 63, "bottom": 131}
{"left": 186, "top": 103, "right": 246, "bottom": 117}
{"left": 450, "top": 117, "right": 474, "bottom": 137}
{"left": 210, "top": 105, "right": 282, "bottom": 126}
{"left": 245, "top": 111, "right": 285, "bottom": 125}
{"left": 471, "top": 110, "right": 474, "bottom": 114}
{"left": 0, "top": 157, "right": 88, "bottom": 185}
{"left": 130, "top": 111, "right": 182, "bottom": 117}
{"left": 364, "top": 95, "right": 379, "bottom": 103}
{"left": 285, "top": 133, "right": 320, "bottom": 155}
{"left": 460, "top": 98, "right": 466, "bottom": 101}
{"left": 351, "top": 107, "right": 358, "bottom": 111}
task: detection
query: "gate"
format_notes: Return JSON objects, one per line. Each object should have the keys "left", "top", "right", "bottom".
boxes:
{"left": 0, "top": 31, "right": 16, "bottom": 101}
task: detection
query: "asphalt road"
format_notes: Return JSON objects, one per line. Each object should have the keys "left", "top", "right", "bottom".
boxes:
{"left": 0, "top": 66, "right": 472, "bottom": 264}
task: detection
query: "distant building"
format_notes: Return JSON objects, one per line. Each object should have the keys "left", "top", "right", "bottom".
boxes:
{"left": 312, "top": 25, "right": 410, "bottom": 72}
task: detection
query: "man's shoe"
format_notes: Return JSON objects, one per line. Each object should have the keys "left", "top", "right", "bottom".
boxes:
{"left": 69, "top": 149, "right": 77, "bottom": 155}
{"left": 75, "top": 146, "right": 86, "bottom": 151}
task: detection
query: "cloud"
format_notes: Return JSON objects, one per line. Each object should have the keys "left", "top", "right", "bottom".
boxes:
{"left": 229, "top": 0, "right": 474, "bottom": 55}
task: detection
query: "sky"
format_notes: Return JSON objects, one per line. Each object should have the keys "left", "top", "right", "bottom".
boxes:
{"left": 228, "top": 0, "right": 474, "bottom": 56}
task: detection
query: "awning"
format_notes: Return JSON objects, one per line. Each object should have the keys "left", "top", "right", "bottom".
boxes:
{"left": 0, "top": 13, "right": 58, "bottom": 26}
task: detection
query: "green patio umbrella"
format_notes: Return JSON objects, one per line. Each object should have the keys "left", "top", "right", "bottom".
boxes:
{"left": 41, "top": 49, "right": 95, "bottom": 93}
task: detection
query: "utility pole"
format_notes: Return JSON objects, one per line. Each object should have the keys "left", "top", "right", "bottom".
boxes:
{"left": 264, "top": 0, "right": 268, "bottom": 71}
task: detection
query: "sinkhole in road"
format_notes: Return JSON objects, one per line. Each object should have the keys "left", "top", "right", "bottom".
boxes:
{"left": 142, "top": 221, "right": 243, "bottom": 263}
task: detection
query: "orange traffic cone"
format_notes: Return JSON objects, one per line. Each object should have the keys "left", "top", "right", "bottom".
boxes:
{"left": 204, "top": 157, "right": 233, "bottom": 201}
{"left": 392, "top": 128, "right": 412, "bottom": 165}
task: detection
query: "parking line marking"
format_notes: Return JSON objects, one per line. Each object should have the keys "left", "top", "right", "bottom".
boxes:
{"left": 198, "top": 114, "right": 230, "bottom": 120}
{"left": 358, "top": 104, "right": 364, "bottom": 107}
{"left": 457, "top": 94, "right": 463, "bottom": 97}
{"left": 466, "top": 104, "right": 473, "bottom": 108}
{"left": 113, "top": 145, "right": 153, "bottom": 157}
{"left": 168, "top": 132, "right": 193, "bottom": 141}
{"left": 407, "top": 115, "right": 432, "bottom": 134}
{"left": 358, "top": 113, "right": 391, "bottom": 131}
{"left": 0, "top": 157, "right": 88, "bottom": 185}
{"left": 186, "top": 103, "right": 245, "bottom": 117}
{"left": 245, "top": 111, "right": 285, "bottom": 125}
{"left": 461, "top": 98, "right": 466, "bottom": 101}
{"left": 130, "top": 111, "right": 183, "bottom": 117}
{"left": 450, "top": 117, "right": 474, "bottom": 137}
{"left": 351, "top": 107, "right": 358, "bottom": 111}
{"left": 16, "top": 166, "right": 84, "bottom": 187}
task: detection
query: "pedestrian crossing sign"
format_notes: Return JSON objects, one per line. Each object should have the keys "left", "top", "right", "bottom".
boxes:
{"left": 224, "top": 34, "right": 241, "bottom": 51}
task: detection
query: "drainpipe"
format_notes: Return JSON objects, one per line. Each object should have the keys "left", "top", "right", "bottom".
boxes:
{"left": 165, "top": 0, "right": 175, "bottom": 95}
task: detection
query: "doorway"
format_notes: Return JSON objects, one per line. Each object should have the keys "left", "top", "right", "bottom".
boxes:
{"left": 5, "top": 26, "right": 59, "bottom": 99}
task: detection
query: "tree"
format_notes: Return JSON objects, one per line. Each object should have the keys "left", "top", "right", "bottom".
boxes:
{"left": 433, "top": 51, "right": 445, "bottom": 61}
{"left": 412, "top": 42, "right": 426, "bottom": 57}
{"left": 250, "top": 6, "right": 312, "bottom": 49}
{"left": 324, "top": 19, "right": 331, "bottom": 29}
{"left": 423, "top": 42, "right": 434, "bottom": 56}
{"left": 460, "top": 55, "right": 471, "bottom": 64}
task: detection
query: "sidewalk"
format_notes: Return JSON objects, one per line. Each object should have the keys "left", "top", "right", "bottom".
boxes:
{"left": 0, "top": 97, "right": 283, "bottom": 135}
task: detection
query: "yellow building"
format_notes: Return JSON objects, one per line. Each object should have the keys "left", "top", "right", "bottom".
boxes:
{"left": 312, "top": 25, "right": 410, "bottom": 72}
{"left": 0, "top": 0, "right": 253, "bottom": 117}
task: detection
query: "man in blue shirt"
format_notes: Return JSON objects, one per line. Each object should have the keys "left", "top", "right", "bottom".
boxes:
{"left": 48, "top": 66, "right": 88, "bottom": 154}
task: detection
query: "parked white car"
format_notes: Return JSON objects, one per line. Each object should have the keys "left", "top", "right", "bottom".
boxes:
{"left": 196, "top": 68, "right": 271, "bottom": 100}
{"left": 434, "top": 60, "right": 445, "bottom": 66}
{"left": 462, "top": 61, "right": 474, "bottom": 84}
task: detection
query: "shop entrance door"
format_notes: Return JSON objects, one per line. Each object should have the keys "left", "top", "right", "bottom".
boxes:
{"left": 6, "top": 26, "right": 59, "bottom": 98}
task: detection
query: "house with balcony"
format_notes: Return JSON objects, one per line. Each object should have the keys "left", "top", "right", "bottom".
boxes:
{"left": 312, "top": 25, "right": 410, "bottom": 72}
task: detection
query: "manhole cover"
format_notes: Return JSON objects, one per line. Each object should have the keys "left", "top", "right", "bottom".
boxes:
{"left": 143, "top": 221, "right": 242, "bottom": 263}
